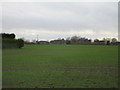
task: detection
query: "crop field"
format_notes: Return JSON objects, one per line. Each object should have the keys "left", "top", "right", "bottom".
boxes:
{"left": 2, "top": 45, "right": 118, "bottom": 88}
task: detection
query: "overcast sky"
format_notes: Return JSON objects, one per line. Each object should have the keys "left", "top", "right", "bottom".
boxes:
{"left": 1, "top": 2, "right": 118, "bottom": 41}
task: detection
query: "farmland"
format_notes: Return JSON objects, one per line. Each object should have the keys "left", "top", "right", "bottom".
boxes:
{"left": 2, "top": 45, "right": 118, "bottom": 88}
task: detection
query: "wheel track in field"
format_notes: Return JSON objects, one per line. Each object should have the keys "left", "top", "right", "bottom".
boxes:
{"left": 3, "top": 66, "right": 118, "bottom": 73}
{"left": 3, "top": 70, "right": 118, "bottom": 74}
{"left": 3, "top": 65, "right": 118, "bottom": 69}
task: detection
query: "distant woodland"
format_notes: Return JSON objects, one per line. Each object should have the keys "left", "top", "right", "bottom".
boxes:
{"left": 25, "top": 35, "right": 120, "bottom": 46}
{"left": 1, "top": 33, "right": 120, "bottom": 49}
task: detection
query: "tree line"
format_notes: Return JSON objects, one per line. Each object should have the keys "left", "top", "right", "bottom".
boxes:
{"left": 25, "top": 36, "right": 120, "bottom": 45}
{"left": 1, "top": 33, "right": 24, "bottom": 48}
{"left": 1, "top": 33, "right": 119, "bottom": 48}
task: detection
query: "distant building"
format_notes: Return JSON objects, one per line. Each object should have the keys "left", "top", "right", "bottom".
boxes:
{"left": 70, "top": 38, "right": 92, "bottom": 45}
{"left": 93, "top": 40, "right": 105, "bottom": 45}
{"left": 37, "top": 41, "right": 50, "bottom": 44}
{"left": 111, "top": 41, "right": 120, "bottom": 45}
{"left": 50, "top": 39, "right": 66, "bottom": 44}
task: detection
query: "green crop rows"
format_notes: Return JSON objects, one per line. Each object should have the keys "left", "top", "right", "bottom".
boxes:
{"left": 2, "top": 45, "right": 118, "bottom": 88}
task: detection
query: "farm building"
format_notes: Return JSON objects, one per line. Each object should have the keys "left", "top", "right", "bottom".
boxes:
{"left": 37, "top": 41, "right": 50, "bottom": 44}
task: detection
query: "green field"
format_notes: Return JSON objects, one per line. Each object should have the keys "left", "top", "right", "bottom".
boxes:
{"left": 2, "top": 45, "right": 118, "bottom": 88}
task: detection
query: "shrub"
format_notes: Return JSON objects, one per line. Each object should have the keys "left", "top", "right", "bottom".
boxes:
{"left": 2, "top": 38, "right": 24, "bottom": 49}
{"left": 17, "top": 39, "right": 24, "bottom": 48}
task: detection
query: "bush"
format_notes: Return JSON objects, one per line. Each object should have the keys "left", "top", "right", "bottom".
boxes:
{"left": 17, "top": 39, "right": 24, "bottom": 48}
{"left": 2, "top": 38, "right": 24, "bottom": 49}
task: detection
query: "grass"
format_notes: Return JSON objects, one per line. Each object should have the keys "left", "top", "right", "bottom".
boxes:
{"left": 2, "top": 45, "right": 118, "bottom": 88}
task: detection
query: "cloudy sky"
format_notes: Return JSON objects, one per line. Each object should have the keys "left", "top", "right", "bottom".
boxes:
{"left": 1, "top": 2, "right": 118, "bottom": 41}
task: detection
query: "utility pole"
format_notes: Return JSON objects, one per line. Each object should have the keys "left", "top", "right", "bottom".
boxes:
{"left": 36, "top": 35, "right": 38, "bottom": 44}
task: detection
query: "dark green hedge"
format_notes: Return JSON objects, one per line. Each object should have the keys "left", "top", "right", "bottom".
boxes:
{"left": 2, "top": 39, "right": 24, "bottom": 49}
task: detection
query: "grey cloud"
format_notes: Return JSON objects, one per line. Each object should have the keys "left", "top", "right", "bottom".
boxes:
{"left": 2, "top": 2, "right": 118, "bottom": 40}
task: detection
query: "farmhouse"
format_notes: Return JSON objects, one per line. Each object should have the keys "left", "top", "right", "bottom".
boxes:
{"left": 37, "top": 41, "right": 50, "bottom": 44}
{"left": 92, "top": 40, "right": 105, "bottom": 45}
{"left": 50, "top": 39, "right": 66, "bottom": 44}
